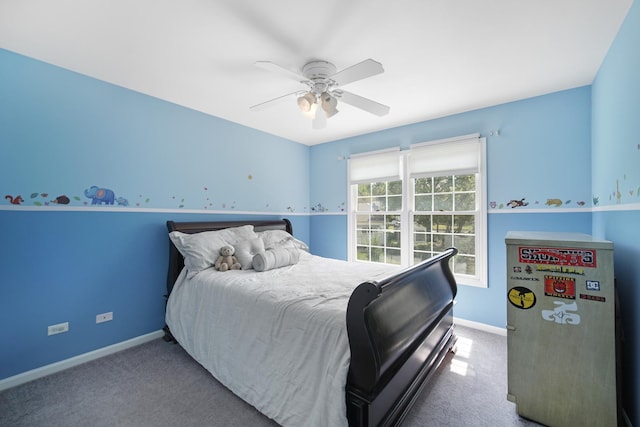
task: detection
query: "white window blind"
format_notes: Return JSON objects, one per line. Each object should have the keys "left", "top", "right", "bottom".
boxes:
{"left": 348, "top": 148, "right": 401, "bottom": 184}
{"left": 409, "top": 135, "right": 481, "bottom": 178}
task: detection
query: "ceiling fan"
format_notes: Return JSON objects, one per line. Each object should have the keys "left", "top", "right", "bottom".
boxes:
{"left": 250, "top": 59, "right": 390, "bottom": 129}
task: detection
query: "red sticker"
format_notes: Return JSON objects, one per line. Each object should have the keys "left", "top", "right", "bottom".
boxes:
{"left": 518, "top": 246, "right": 596, "bottom": 267}
{"left": 544, "top": 276, "right": 576, "bottom": 299}
{"left": 580, "top": 294, "right": 606, "bottom": 302}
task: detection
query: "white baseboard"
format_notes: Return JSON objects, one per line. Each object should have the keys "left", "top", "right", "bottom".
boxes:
{"left": 454, "top": 317, "right": 507, "bottom": 336}
{"left": 0, "top": 330, "right": 164, "bottom": 392}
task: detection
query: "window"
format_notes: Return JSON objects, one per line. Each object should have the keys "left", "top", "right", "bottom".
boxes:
{"left": 355, "top": 180, "right": 403, "bottom": 264}
{"left": 348, "top": 135, "right": 487, "bottom": 287}
{"left": 413, "top": 174, "right": 477, "bottom": 276}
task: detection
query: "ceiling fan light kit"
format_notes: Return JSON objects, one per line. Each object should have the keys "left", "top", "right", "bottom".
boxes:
{"left": 252, "top": 58, "right": 389, "bottom": 129}
{"left": 321, "top": 92, "right": 338, "bottom": 117}
{"left": 297, "top": 92, "right": 316, "bottom": 112}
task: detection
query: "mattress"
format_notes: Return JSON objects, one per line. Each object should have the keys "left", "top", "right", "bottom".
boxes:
{"left": 166, "top": 251, "right": 399, "bottom": 427}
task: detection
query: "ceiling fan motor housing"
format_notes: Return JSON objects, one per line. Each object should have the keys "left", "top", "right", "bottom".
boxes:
{"left": 302, "top": 61, "right": 337, "bottom": 94}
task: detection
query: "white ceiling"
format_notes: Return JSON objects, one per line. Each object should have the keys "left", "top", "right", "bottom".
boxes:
{"left": 0, "top": 0, "right": 633, "bottom": 145}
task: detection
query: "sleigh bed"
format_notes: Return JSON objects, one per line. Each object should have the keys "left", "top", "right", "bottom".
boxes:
{"left": 163, "top": 219, "right": 458, "bottom": 427}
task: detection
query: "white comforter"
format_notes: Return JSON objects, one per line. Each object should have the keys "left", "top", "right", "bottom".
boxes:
{"left": 166, "top": 251, "right": 398, "bottom": 427}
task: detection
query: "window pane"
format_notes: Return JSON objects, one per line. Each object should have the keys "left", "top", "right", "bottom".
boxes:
{"left": 414, "top": 252, "right": 433, "bottom": 264}
{"left": 357, "top": 198, "right": 372, "bottom": 211}
{"left": 415, "top": 177, "right": 432, "bottom": 193}
{"left": 433, "top": 234, "right": 453, "bottom": 251}
{"left": 358, "top": 183, "right": 371, "bottom": 196}
{"left": 356, "top": 214, "right": 370, "bottom": 228}
{"left": 386, "top": 248, "right": 401, "bottom": 265}
{"left": 372, "top": 182, "right": 386, "bottom": 196}
{"left": 372, "top": 196, "right": 386, "bottom": 211}
{"left": 414, "top": 215, "right": 431, "bottom": 232}
{"left": 454, "top": 234, "right": 475, "bottom": 254}
{"left": 434, "top": 194, "right": 452, "bottom": 211}
{"left": 388, "top": 195, "right": 402, "bottom": 211}
{"left": 455, "top": 193, "right": 475, "bottom": 211}
{"left": 371, "top": 247, "right": 384, "bottom": 263}
{"left": 371, "top": 230, "right": 384, "bottom": 246}
{"left": 370, "top": 215, "right": 385, "bottom": 229}
{"left": 434, "top": 176, "right": 452, "bottom": 193}
{"left": 386, "top": 231, "right": 400, "bottom": 248}
{"left": 454, "top": 255, "right": 476, "bottom": 275}
{"left": 453, "top": 215, "right": 475, "bottom": 234}
{"left": 415, "top": 195, "right": 432, "bottom": 211}
{"left": 387, "top": 215, "right": 401, "bottom": 229}
{"left": 388, "top": 180, "right": 402, "bottom": 195}
{"left": 357, "top": 230, "right": 370, "bottom": 245}
{"left": 414, "top": 237, "right": 431, "bottom": 252}
{"left": 432, "top": 215, "right": 451, "bottom": 232}
{"left": 357, "top": 246, "right": 369, "bottom": 261}
{"left": 454, "top": 174, "right": 475, "bottom": 191}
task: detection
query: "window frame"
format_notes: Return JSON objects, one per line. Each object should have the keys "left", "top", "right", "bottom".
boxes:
{"left": 348, "top": 134, "right": 487, "bottom": 288}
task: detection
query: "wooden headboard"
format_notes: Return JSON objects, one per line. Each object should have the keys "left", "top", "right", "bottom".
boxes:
{"left": 165, "top": 219, "right": 293, "bottom": 298}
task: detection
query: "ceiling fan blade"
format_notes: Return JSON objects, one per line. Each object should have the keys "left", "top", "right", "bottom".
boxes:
{"left": 312, "top": 106, "right": 326, "bottom": 129}
{"left": 255, "top": 61, "right": 306, "bottom": 82}
{"left": 332, "top": 59, "right": 384, "bottom": 86}
{"left": 338, "top": 90, "right": 390, "bottom": 116}
{"left": 250, "top": 91, "right": 300, "bottom": 111}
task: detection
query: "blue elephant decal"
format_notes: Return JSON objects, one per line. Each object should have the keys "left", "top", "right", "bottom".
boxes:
{"left": 84, "top": 186, "right": 115, "bottom": 205}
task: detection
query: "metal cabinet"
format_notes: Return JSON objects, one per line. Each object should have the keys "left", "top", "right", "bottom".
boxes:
{"left": 505, "top": 231, "right": 618, "bottom": 427}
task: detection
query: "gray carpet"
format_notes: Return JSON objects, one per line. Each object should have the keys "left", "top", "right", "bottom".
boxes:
{"left": 0, "top": 325, "right": 541, "bottom": 426}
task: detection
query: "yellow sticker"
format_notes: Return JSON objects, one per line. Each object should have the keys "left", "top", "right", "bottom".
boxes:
{"left": 508, "top": 286, "right": 537, "bottom": 309}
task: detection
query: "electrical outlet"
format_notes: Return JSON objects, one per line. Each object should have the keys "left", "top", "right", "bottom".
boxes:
{"left": 96, "top": 312, "right": 113, "bottom": 323}
{"left": 48, "top": 322, "right": 69, "bottom": 336}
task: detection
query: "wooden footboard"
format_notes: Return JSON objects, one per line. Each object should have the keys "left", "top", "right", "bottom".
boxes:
{"left": 346, "top": 248, "right": 459, "bottom": 427}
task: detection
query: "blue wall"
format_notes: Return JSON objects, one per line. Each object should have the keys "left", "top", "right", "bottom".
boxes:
{"left": 0, "top": 49, "right": 310, "bottom": 380}
{"left": 310, "top": 87, "right": 593, "bottom": 328}
{"left": 591, "top": 0, "right": 640, "bottom": 423}
{"left": 0, "top": 210, "right": 309, "bottom": 379}
{"left": 310, "top": 87, "right": 593, "bottom": 214}
{"left": 0, "top": 49, "right": 310, "bottom": 213}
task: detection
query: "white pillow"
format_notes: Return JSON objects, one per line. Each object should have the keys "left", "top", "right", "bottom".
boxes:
{"left": 253, "top": 247, "right": 300, "bottom": 272}
{"left": 169, "top": 225, "right": 257, "bottom": 274}
{"left": 257, "top": 230, "right": 309, "bottom": 252}
{"left": 234, "top": 237, "right": 265, "bottom": 270}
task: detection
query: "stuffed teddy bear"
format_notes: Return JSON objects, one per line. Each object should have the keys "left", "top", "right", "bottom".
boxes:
{"left": 214, "top": 245, "right": 242, "bottom": 271}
